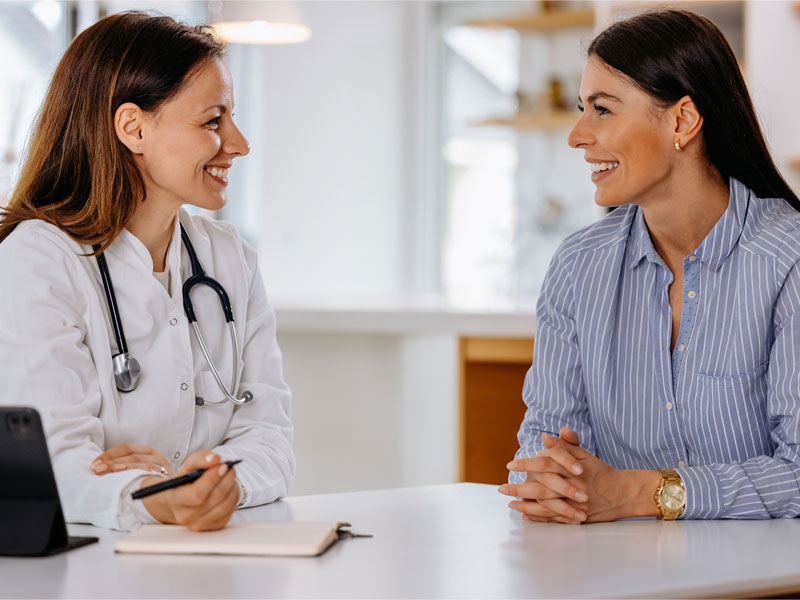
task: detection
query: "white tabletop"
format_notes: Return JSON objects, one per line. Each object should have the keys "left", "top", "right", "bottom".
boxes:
{"left": 3, "top": 483, "right": 800, "bottom": 598}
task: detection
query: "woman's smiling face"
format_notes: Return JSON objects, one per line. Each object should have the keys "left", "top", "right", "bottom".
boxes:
{"left": 137, "top": 58, "right": 249, "bottom": 213}
{"left": 568, "top": 56, "right": 677, "bottom": 208}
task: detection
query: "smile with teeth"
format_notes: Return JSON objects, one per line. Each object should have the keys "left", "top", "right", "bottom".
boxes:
{"left": 590, "top": 162, "right": 619, "bottom": 173}
{"left": 205, "top": 166, "right": 228, "bottom": 180}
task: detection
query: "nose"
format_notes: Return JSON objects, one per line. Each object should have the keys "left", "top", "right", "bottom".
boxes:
{"left": 222, "top": 121, "right": 250, "bottom": 157}
{"left": 568, "top": 112, "right": 592, "bottom": 149}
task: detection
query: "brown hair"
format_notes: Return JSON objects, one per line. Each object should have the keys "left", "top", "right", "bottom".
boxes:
{"left": 0, "top": 11, "right": 224, "bottom": 250}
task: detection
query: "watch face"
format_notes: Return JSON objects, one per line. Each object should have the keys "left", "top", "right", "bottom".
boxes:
{"left": 661, "top": 484, "right": 685, "bottom": 510}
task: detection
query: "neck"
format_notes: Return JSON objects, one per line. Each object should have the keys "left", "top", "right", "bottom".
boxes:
{"left": 126, "top": 201, "right": 178, "bottom": 272}
{"left": 639, "top": 162, "right": 730, "bottom": 266}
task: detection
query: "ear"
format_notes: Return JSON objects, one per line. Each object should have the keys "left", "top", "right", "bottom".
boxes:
{"left": 670, "top": 95, "right": 703, "bottom": 150}
{"left": 114, "top": 102, "right": 145, "bottom": 154}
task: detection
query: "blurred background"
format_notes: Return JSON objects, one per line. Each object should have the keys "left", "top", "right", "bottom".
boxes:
{"left": 1, "top": 0, "right": 799, "bottom": 496}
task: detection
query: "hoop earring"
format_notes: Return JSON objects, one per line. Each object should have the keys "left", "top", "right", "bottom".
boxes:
{"left": 674, "top": 139, "right": 683, "bottom": 151}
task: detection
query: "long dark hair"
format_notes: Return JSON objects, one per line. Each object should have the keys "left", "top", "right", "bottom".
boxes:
{"left": 588, "top": 9, "right": 800, "bottom": 211}
{"left": 0, "top": 12, "right": 224, "bottom": 249}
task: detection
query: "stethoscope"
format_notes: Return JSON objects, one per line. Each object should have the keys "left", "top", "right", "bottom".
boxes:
{"left": 93, "top": 224, "right": 253, "bottom": 407}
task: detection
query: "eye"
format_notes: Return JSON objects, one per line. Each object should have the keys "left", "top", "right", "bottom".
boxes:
{"left": 577, "top": 102, "right": 584, "bottom": 113}
{"left": 594, "top": 104, "right": 610, "bottom": 115}
{"left": 205, "top": 116, "right": 221, "bottom": 128}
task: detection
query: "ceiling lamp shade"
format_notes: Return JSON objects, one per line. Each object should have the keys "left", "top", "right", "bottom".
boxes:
{"left": 210, "top": 1, "right": 312, "bottom": 45}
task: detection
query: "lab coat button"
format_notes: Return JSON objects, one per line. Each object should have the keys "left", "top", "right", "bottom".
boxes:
{"left": 666, "top": 402, "right": 673, "bottom": 410}
{"left": 169, "top": 318, "right": 178, "bottom": 326}
{"left": 679, "top": 461, "right": 686, "bottom": 468}
{"left": 181, "top": 383, "right": 188, "bottom": 391}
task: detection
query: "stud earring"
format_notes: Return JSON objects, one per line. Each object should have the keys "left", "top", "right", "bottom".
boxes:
{"left": 674, "top": 139, "right": 683, "bottom": 151}
{"left": 136, "top": 146, "right": 143, "bottom": 153}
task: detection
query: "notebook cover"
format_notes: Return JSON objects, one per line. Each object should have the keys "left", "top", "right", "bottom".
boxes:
{"left": 115, "top": 521, "right": 345, "bottom": 557}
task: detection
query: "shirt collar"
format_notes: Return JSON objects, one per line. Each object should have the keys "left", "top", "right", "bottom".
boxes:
{"left": 629, "top": 176, "right": 749, "bottom": 271}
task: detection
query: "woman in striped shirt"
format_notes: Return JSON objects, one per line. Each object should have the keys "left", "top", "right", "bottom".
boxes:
{"left": 501, "top": 10, "right": 800, "bottom": 523}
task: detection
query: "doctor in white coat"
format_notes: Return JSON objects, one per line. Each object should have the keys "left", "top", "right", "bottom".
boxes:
{"left": 0, "top": 13, "right": 294, "bottom": 531}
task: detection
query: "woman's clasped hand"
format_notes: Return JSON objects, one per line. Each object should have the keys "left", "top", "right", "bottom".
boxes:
{"left": 500, "top": 427, "right": 660, "bottom": 525}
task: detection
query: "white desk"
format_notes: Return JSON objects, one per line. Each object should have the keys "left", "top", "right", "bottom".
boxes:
{"left": 2, "top": 483, "right": 800, "bottom": 598}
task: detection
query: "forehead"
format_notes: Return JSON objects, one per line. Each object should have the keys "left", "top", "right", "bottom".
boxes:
{"left": 161, "top": 58, "right": 234, "bottom": 113}
{"left": 579, "top": 56, "right": 638, "bottom": 100}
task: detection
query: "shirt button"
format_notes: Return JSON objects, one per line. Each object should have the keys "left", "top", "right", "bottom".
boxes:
{"left": 181, "top": 383, "right": 188, "bottom": 391}
{"left": 666, "top": 402, "right": 673, "bottom": 410}
{"left": 678, "top": 344, "right": 685, "bottom": 351}
{"left": 689, "top": 255, "right": 697, "bottom": 262}
{"left": 679, "top": 461, "right": 686, "bottom": 468}
{"left": 170, "top": 318, "right": 178, "bottom": 326}
{"left": 174, "top": 451, "right": 181, "bottom": 460}
{"left": 687, "top": 291, "right": 696, "bottom": 299}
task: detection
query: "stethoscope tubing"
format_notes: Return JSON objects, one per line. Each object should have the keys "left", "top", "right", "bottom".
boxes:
{"left": 94, "top": 224, "right": 253, "bottom": 406}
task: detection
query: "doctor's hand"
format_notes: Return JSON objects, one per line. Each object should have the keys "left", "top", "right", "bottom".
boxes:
{"left": 91, "top": 444, "right": 175, "bottom": 476}
{"left": 139, "top": 450, "right": 240, "bottom": 531}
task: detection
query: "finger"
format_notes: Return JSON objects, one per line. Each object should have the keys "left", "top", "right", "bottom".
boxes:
{"left": 522, "top": 514, "right": 581, "bottom": 525}
{"left": 188, "top": 478, "right": 238, "bottom": 532}
{"left": 100, "top": 462, "right": 172, "bottom": 474}
{"left": 560, "top": 427, "right": 581, "bottom": 446}
{"left": 181, "top": 461, "right": 230, "bottom": 509}
{"left": 91, "top": 444, "right": 158, "bottom": 465}
{"left": 177, "top": 450, "right": 220, "bottom": 475}
{"left": 501, "top": 480, "right": 588, "bottom": 503}
{"left": 540, "top": 444, "right": 584, "bottom": 476}
{"left": 509, "top": 498, "right": 578, "bottom": 522}
{"left": 510, "top": 496, "right": 586, "bottom": 523}
{"left": 507, "top": 457, "right": 571, "bottom": 477}
{"left": 538, "top": 498, "right": 587, "bottom": 522}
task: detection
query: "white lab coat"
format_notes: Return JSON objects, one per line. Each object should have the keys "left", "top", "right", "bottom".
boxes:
{"left": 0, "top": 209, "right": 294, "bottom": 530}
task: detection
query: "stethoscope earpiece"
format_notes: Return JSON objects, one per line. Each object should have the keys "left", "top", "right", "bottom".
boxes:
{"left": 95, "top": 224, "right": 253, "bottom": 406}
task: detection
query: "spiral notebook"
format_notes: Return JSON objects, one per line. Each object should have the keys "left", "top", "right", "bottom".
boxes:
{"left": 115, "top": 521, "right": 366, "bottom": 557}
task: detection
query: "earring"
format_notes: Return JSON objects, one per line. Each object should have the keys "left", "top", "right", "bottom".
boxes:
{"left": 136, "top": 146, "right": 143, "bottom": 153}
{"left": 674, "top": 139, "right": 683, "bottom": 151}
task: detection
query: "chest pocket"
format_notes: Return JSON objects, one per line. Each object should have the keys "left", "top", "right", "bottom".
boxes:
{"left": 194, "top": 371, "right": 236, "bottom": 447}
{"left": 694, "top": 361, "right": 772, "bottom": 461}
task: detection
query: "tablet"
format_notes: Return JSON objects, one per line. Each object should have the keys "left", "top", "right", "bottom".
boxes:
{"left": 0, "top": 406, "right": 98, "bottom": 556}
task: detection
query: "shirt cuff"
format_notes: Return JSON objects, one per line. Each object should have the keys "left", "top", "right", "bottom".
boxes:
{"left": 676, "top": 465, "right": 722, "bottom": 519}
{"left": 117, "top": 473, "right": 164, "bottom": 531}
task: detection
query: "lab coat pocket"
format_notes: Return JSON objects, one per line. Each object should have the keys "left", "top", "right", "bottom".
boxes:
{"left": 194, "top": 371, "right": 235, "bottom": 448}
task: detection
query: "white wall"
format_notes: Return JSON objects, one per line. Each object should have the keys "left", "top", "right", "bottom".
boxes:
{"left": 745, "top": 1, "right": 800, "bottom": 195}
{"left": 229, "top": 1, "right": 426, "bottom": 298}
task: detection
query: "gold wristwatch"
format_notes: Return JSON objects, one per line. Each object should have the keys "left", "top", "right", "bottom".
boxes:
{"left": 654, "top": 468, "right": 686, "bottom": 520}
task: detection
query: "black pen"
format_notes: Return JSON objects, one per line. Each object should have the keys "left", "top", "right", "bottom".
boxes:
{"left": 131, "top": 459, "right": 242, "bottom": 500}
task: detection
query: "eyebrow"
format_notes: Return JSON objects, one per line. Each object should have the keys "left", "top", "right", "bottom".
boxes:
{"left": 201, "top": 104, "right": 230, "bottom": 113}
{"left": 579, "top": 92, "right": 622, "bottom": 105}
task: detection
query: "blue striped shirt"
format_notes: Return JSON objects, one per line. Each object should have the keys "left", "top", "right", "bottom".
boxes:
{"left": 513, "top": 177, "right": 800, "bottom": 519}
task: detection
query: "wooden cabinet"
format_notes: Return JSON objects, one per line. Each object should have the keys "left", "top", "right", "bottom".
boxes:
{"left": 459, "top": 337, "right": 533, "bottom": 484}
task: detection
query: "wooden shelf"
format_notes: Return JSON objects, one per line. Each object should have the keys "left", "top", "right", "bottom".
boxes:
{"left": 473, "top": 110, "right": 579, "bottom": 130}
{"left": 466, "top": 8, "right": 594, "bottom": 32}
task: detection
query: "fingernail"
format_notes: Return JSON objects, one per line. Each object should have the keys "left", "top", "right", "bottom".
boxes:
{"left": 576, "top": 491, "right": 588, "bottom": 502}
{"left": 571, "top": 464, "right": 583, "bottom": 475}
{"left": 506, "top": 461, "right": 517, "bottom": 470}
{"left": 498, "top": 485, "right": 509, "bottom": 495}
{"left": 95, "top": 464, "right": 108, "bottom": 474}
{"left": 575, "top": 510, "right": 587, "bottom": 521}
{"left": 218, "top": 464, "right": 228, "bottom": 475}
{"left": 90, "top": 459, "right": 100, "bottom": 467}
{"left": 205, "top": 453, "right": 215, "bottom": 463}
{"left": 542, "top": 432, "right": 553, "bottom": 439}
{"left": 113, "top": 464, "right": 126, "bottom": 471}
